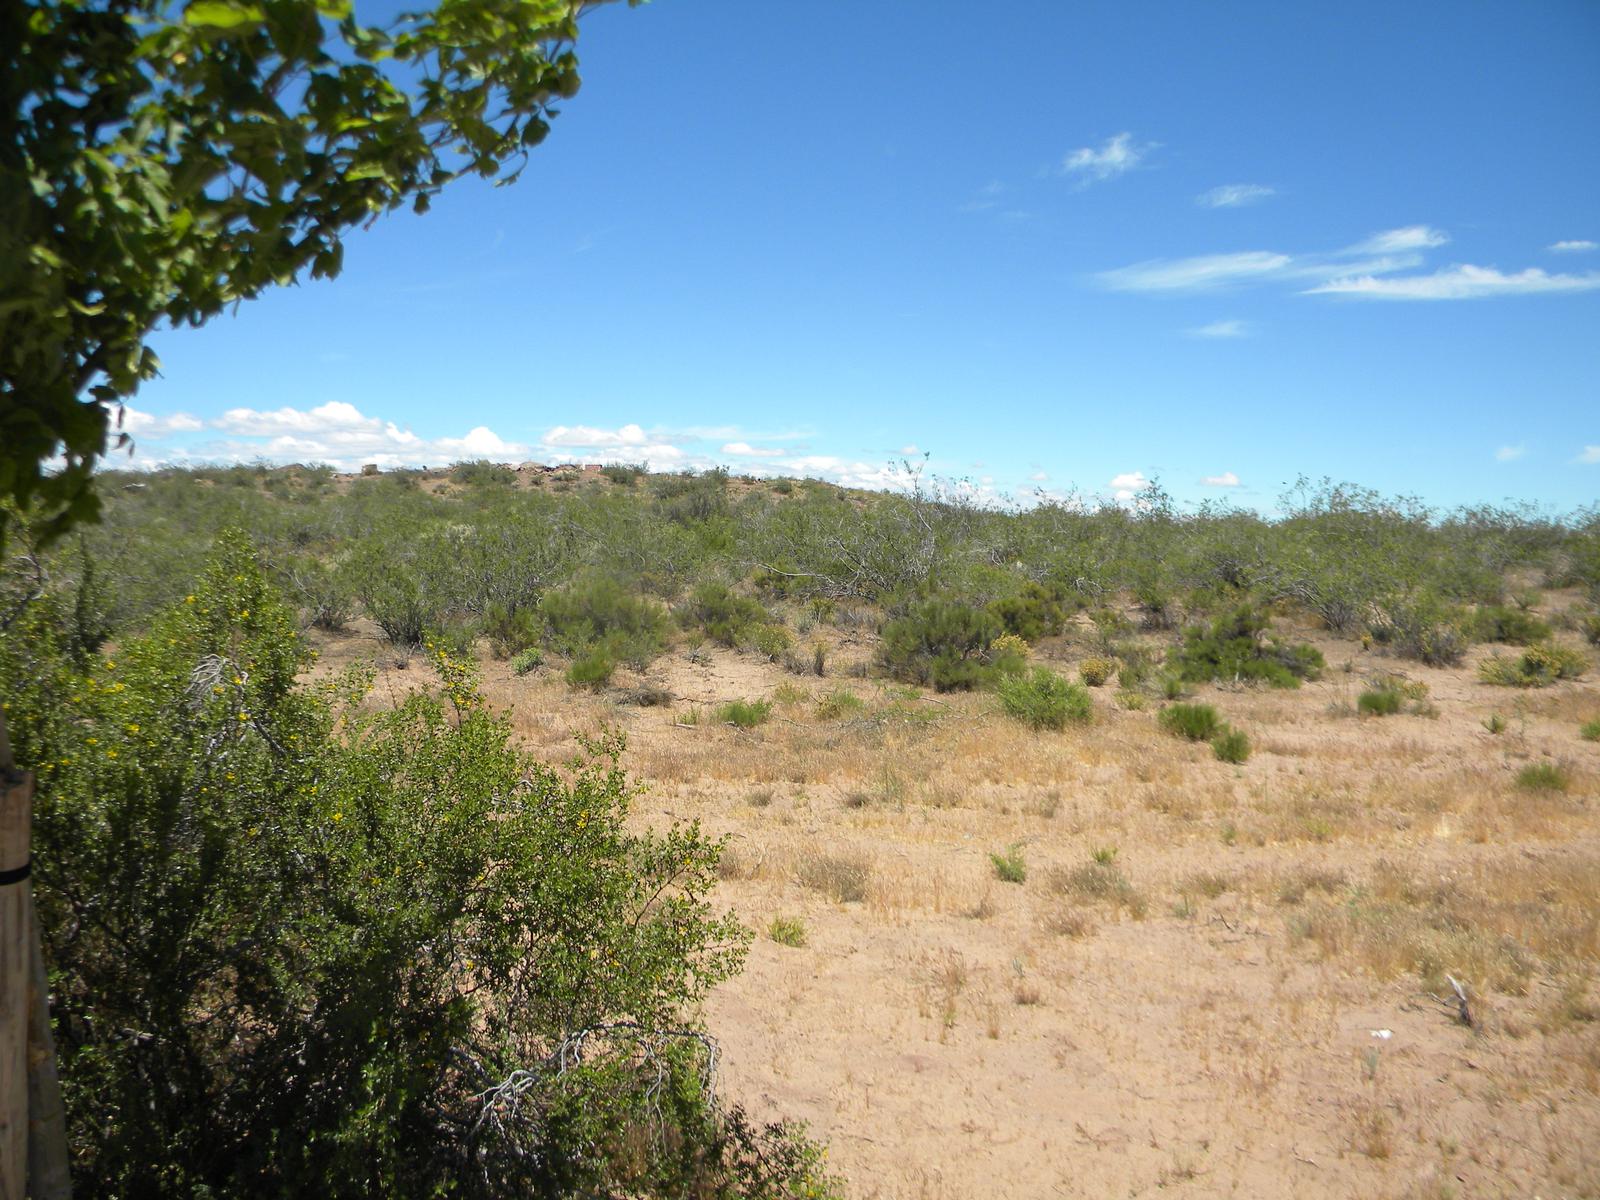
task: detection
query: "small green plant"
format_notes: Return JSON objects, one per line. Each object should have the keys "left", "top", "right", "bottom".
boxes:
{"left": 1091, "top": 846, "right": 1118, "bottom": 865}
{"left": 1516, "top": 762, "right": 1571, "bottom": 792}
{"left": 1158, "top": 702, "right": 1222, "bottom": 742}
{"left": 1473, "top": 604, "right": 1552, "bottom": 646}
{"left": 1211, "top": 726, "right": 1251, "bottom": 764}
{"left": 814, "top": 687, "right": 865, "bottom": 721}
{"left": 997, "top": 668, "right": 1093, "bottom": 730}
{"left": 1050, "top": 854, "right": 1146, "bottom": 918}
{"left": 768, "top": 916, "right": 807, "bottom": 948}
{"left": 1580, "top": 717, "right": 1600, "bottom": 741}
{"left": 1173, "top": 606, "right": 1324, "bottom": 688}
{"left": 717, "top": 698, "right": 773, "bottom": 728}
{"left": 565, "top": 646, "right": 615, "bottom": 688}
{"left": 1357, "top": 687, "right": 1403, "bottom": 716}
{"left": 1078, "top": 656, "right": 1116, "bottom": 687}
{"left": 510, "top": 646, "right": 543, "bottom": 675}
{"left": 989, "top": 844, "right": 1027, "bottom": 884}
{"left": 1484, "top": 712, "right": 1508, "bottom": 735}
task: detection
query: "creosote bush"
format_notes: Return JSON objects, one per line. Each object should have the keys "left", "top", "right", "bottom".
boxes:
{"left": 510, "top": 646, "right": 543, "bottom": 675}
{"left": 1173, "top": 606, "right": 1324, "bottom": 688}
{"left": 1479, "top": 643, "right": 1589, "bottom": 687}
{"left": 0, "top": 534, "right": 841, "bottom": 1199}
{"left": 997, "top": 668, "right": 1092, "bottom": 731}
{"left": 878, "top": 598, "right": 1002, "bottom": 692}
{"left": 1211, "top": 726, "right": 1251, "bottom": 764}
{"left": 1158, "top": 702, "right": 1223, "bottom": 742}
{"left": 989, "top": 844, "right": 1027, "bottom": 884}
{"left": 1516, "top": 762, "right": 1571, "bottom": 792}
{"left": 717, "top": 698, "right": 773, "bottom": 728}
{"left": 1357, "top": 687, "right": 1403, "bottom": 716}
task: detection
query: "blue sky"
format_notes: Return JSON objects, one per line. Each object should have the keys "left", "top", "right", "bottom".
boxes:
{"left": 126, "top": 0, "right": 1600, "bottom": 512}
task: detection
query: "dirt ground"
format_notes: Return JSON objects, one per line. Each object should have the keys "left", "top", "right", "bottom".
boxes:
{"left": 312, "top": 609, "right": 1600, "bottom": 1200}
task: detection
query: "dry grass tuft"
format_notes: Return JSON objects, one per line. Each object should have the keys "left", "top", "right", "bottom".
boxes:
{"left": 795, "top": 847, "right": 873, "bottom": 903}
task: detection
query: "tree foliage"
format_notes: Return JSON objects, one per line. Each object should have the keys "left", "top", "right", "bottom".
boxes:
{"left": 2, "top": 0, "right": 626, "bottom": 544}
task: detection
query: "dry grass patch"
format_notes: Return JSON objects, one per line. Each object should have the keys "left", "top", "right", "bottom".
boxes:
{"left": 794, "top": 846, "right": 873, "bottom": 903}
{"left": 1046, "top": 855, "right": 1149, "bottom": 919}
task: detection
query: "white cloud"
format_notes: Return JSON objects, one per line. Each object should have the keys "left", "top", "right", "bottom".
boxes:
{"left": 1495, "top": 445, "right": 1527, "bottom": 462}
{"left": 121, "top": 405, "right": 204, "bottom": 438}
{"left": 1578, "top": 446, "right": 1600, "bottom": 464}
{"left": 1348, "top": 225, "right": 1449, "bottom": 254}
{"left": 1107, "top": 470, "right": 1150, "bottom": 501}
{"left": 1029, "top": 470, "right": 1049, "bottom": 482}
{"left": 1307, "top": 264, "right": 1600, "bottom": 300}
{"left": 215, "top": 400, "right": 389, "bottom": 438}
{"left": 900, "top": 444, "right": 922, "bottom": 456}
{"left": 1101, "top": 251, "right": 1292, "bottom": 292}
{"left": 1197, "top": 184, "right": 1275, "bottom": 208}
{"left": 1201, "top": 471, "right": 1241, "bottom": 487}
{"left": 541, "top": 423, "right": 649, "bottom": 448}
{"left": 1061, "top": 132, "right": 1153, "bottom": 183}
{"left": 1549, "top": 240, "right": 1597, "bottom": 253}
{"left": 1185, "top": 318, "right": 1251, "bottom": 339}
{"left": 721, "top": 441, "right": 786, "bottom": 458}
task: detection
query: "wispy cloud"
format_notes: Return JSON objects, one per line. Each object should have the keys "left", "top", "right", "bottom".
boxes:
{"left": 958, "top": 180, "right": 1006, "bottom": 213}
{"left": 1348, "top": 225, "right": 1449, "bottom": 254}
{"left": 541, "top": 423, "right": 649, "bottom": 449}
{"left": 1307, "top": 264, "right": 1600, "bottom": 300}
{"left": 1578, "top": 446, "right": 1600, "bottom": 465}
{"left": 1549, "top": 239, "right": 1597, "bottom": 254}
{"left": 1200, "top": 471, "right": 1241, "bottom": 487}
{"left": 721, "top": 441, "right": 786, "bottom": 458}
{"left": 1061, "top": 132, "right": 1154, "bottom": 184}
{"left": 1185, "top": 318, "right": 1251, "bottom": 339}
{"left": 1495, "top": 445, "right": 1527, "bottom": 462}
{"left": 1102, "top": 251, "right": 1292, "bottom": 292}
{"left": 122, "top": 405, "right": 204, "bottom": 438}
{"left": 1196, "top": 183, "right": 1275, "bottom": 208}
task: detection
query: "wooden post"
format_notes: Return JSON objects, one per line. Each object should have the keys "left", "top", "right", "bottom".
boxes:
{"left": 26, "top": 880, "right": 70, "bottom": 1199}
{"left": 1, "top": 770, "right": 29, "bottom": 1200}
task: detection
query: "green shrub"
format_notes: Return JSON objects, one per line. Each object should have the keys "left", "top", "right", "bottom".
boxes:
{"left": 814, "top": 688, "right": 865, "bottom": 720}
{"left": 600, "top": 462, "right": 645, "bottom": 486}
{"left": 1172, "top": 606, "right": 1324, "bottom": 688}
{"left": 1479, "top": 643, "right": 1589, "bottom": 687}
{"left": 1579, "top": 717, "right": 1600, "bottom": 741}
{"left": 768, "top": 917, "right": 807, "bottom": 947}
{"left": 989, "top": 844, "right": 1027, "bottom": 884}
{"left": 988, "top": 581, "right": 1071, "bottom": 642}
{"left": 679, "top": 581, "right": 770, "bottom": 647}
{"left": 749, "top": 622, "right": 793, "bottom": 662}
{"left": 542, "top": 575, "right": 670, "bottom": 669}
{"left": 1357, "top": 687, "right": 1403, "bottom": 716}
{"left": 1484, "top": 713, "right": 1508, "bottom": 735}
{"left": 1367, "top": 595, "right": 1468, "bottom": 666}
{"left": 1211, "top": 726, "right": 1251, "bottom": 763}
{"left": 481, "top": 600, "right": 544, "bottom": 659}
{"left": 717, "top": 698, "right": 773, "bottom": 728}
{"left": 566, "top": 646, "right": 616, "bottom": 688}
{"left": 511, "top": 646, "right": 543, "bottom": 675}
{"left": 878, "top": 598, "right": 1002, "bottom": 692}
{"left": 997, "top": 668, "right": 1093, "bottom": 730}
{"left": 1159, "top": 702, "right": 1222, "bottom": 742}
{"left": 1516, "top": 762, "right": 1571, "bottom": 792}
{"left": 1473, "top": 605, "right": 1552, "bottom": 646}
{"left": 285, "top": 556, "right": 356, "bottom": 632}
{"left": 0, "top": 534, "right": 819, "bottom": 1199}
{"left": 1078, "top": 656, "right": 1116, "bottom": 687}
{"left": 1581, "top": 612, "right": 1600, "bottom": 646}
{"left": 450, "top": 458, "right": 517, "bottom": 487}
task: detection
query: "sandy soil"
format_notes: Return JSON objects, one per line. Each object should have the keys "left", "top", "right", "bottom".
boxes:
{"left": 312, "top": 612, "right": 1600, "bottom": 1200}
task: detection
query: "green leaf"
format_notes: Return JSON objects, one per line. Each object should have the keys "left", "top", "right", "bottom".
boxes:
{"left": 182, "top": 2, "right": 265, "bottom": 30}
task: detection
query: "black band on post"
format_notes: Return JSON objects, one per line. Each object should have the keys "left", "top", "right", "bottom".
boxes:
{"left": 0, "top": 859, "right": 31, "bottom": 886}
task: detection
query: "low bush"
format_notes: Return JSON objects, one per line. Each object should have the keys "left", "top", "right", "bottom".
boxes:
{"left": 542, "top": 575, "right": 670, "bottom": 669}
{"left": 717, "top": 698, "right": 773, "bottom": 728}
{"left": 998, "top": 668, "right": 1093, "bottom": 730}
{"left": 768, "top": 917, "right": 807, "bottom": 948}
{"left": 814, "top": 688, "right": 865, "bottom": 720}
{"left": 1172, "top": 606, "right": 1324, "bottom": 688}
{"left": 988, "top": 581, "right": 1072, "bottom": 642}
{"left": 481, "top": 600, "right": 544, "bottom": 659}
{"left": 600, "top": 462, "right": 645, "bottom": 486}
{"left": 1479, "top": 643, "right": 1589, "bottom": 687}
{"left": 1473, "top": 604, "right": 1552, "bottom": 646}
{"left": 1211, "top": 726, "right": 1251, "bottom": 763}
{"left": 285, "top": 557, "right": 356, "bottom": 632}
{"left": 450, "top": 458, "right": 516, "bottom": 487}
{"left": 1078, "top": 656, "right": 1116, "bottom": 687}
{"left": 1579, "top": 717, "right": 1600, "bottom": 741}
{"left": 510, "top": 646, "right": 543, "bottom": 675}
{"left": 678, "top": 581, "right": 771, "bottom": 648}
{"left": 1367, "top": 595, "right": 1468, "bottom": 667}
{"left": 1048, "top": 857, "right": 1147, "bottom": 918}
{"left": 1516, "top": 762, "right": 1571, "bottom": 792}
{"left": 566, "top": 646, "right": 616, "bottom": 688}
{"left": 1159, "top": 702, "right": 1222, "bottom": 742}
{"left": 1358, "top": 687, "right": 1403, "bottom": 716}
{"left": 878, "top": 598, "right": 1002, "bottom": 692}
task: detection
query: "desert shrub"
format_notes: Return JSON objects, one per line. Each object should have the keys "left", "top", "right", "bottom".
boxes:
{"left": 814, "top": 688, "right": 865, "bottom": 720}
{"left": 0, "top": 535, "right": 827, "bottom": 1200}
{"left": 511, "top": 647, "right": 543, "bottom": 675}
{"left": 1579, "top": 718, "right": 1600, "bottom": 741}
{"left": 1516, "top": 762, "right": 1571, "bottom": 792}
{"left": 542, "top": 575, "right": 670, "bottom": 669}
{"left": 285, "top": 556, "right": 356, "bottom": 632}
{"left": 354, "top": 536, "right": 457, "bottom": 648}
{"left": 1473, "top": 604, "right": 1552, "bottom": 646}
{"left": 1358, "top": 687, "right": 1403, "bottom": 716}
{"left": 989, "top": 844, "right": 1027, "bottom": 884}
{"left": 451, "top": 458, "right": 517, "bottom": 487}
{"left": 600, "top": 462, "right": 645, "bottom": 486}
{"left": 1581, "top": 612, "right": 1600, "bottom": 646}
{"left": 1484, "top": 713, "right": 1508, "bottom": 735}
{"left": 1048, "top": 858, "right": 1147, "bottom": 918}
{"left": 678, "top": 581, "right": 770, "bottom": 648}
{"left": 1159, "top": 702, "right": 1222, "bottom": 742}
{"left": 1211, "top": 726, "right": 1251, "bottom": 763}
{"left": 988, "top": 580, "right": 1070, "bottom": 642}
{"left": 565, "top": 646, "right": 616, "bottom": 688}
{"left": 878, "top": 598, "right": 1002, "bottom": 692}
{"left": 480, "top": 600, "right": 544, "bottom": 659}
{"left": 1367, "top": 594, "right": 1469, "bottom": 666}
{"left": 652, "top": 468, "right": 729, "bottom": 525}
{"left": 768, "top": 917, "right": 807, "bottom": 948}
{"left": 998, "top": 668, "right": 1093, "bottom": 730}
{"left": 749, "top": 622, "right": 793, "bottom": 662}
{"left": 1172, "top": 606, "right": 1324, "bottom": 688}
{"left": 988, "top": 631, "right": 1029, "bottom": 676}
{"left": 1078, "top": 656, "right": 1116, "bottom": 687}
{"left": 1132, "top": 581, "right": 1179, "bottom": 631}
{"left": 717, "top": 698, "right": 773, "bottom": 728}
{"left": 770, "top": 478, "right": 794, "bottom": 495}
{"left": 1479, "top": 643, "right": 1589, "bottom": 687}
